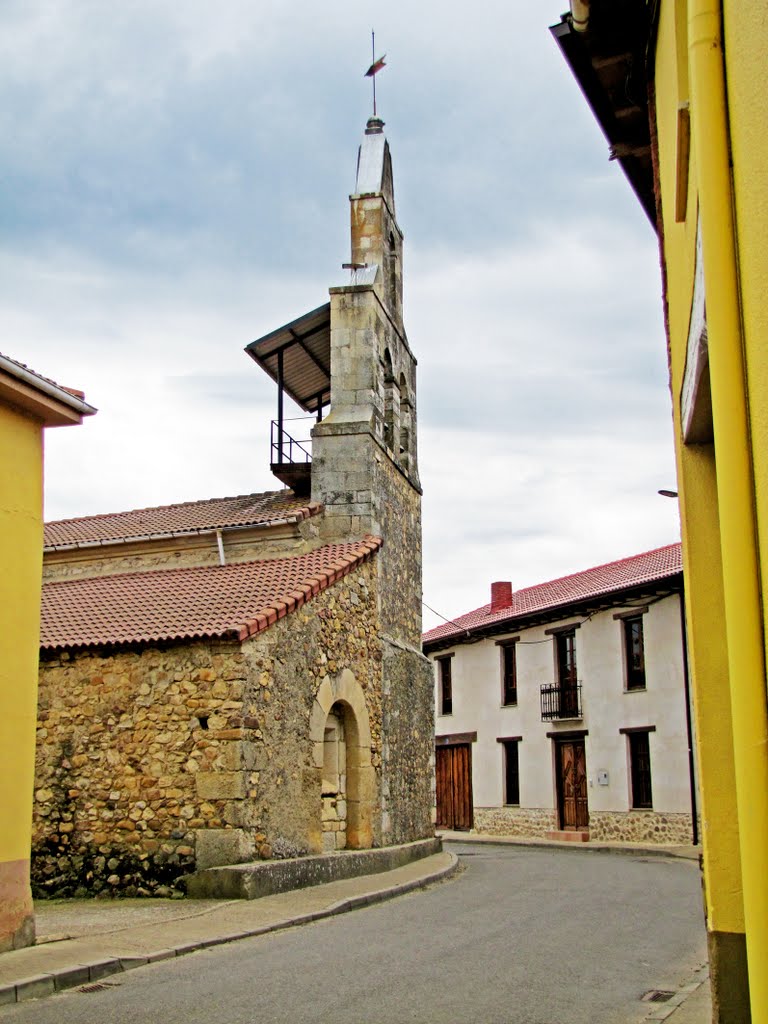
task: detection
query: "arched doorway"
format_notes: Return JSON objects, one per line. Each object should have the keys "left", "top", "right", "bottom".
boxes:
{"left": 310, "top": 670, "right": 376, "bottom": 851}
{"left": 321, "top": 705, "right": 347, "bottom": 850}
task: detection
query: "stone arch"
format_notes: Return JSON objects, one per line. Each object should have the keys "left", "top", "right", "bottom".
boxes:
{"left": 382, "top": 348, "right": 397, "bottom": 452}
{"left": 309, "top": 669, "right": 376, "bottom": 850}
{"left": 398, "top": 371, "right": 411, "bottom": 465}
{"left": 387, "top": 229, "right": 398, "bottom": 308}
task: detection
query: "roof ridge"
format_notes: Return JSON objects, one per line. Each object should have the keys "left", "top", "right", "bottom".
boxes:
{"left": 45, "top": 489, "right": 296, "bottom": 528}
{"left": 503, "top": 541, "right": 682, "bottom": 607}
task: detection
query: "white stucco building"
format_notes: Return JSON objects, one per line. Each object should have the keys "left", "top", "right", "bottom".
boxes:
{"left": 423, "top": 544, "right": 698, "bottom": 845}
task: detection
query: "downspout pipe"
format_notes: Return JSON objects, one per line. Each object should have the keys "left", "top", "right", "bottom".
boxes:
{"left": 688, "top": 0, "right": 768, "bottom": 1015}
{"left": 678, "top": 592, "right": 698, "bottom": 846}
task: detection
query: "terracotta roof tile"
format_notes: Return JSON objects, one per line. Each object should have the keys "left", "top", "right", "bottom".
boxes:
{"left": 423, "top": 543, "right": 682, "bottom": 647}
{"left": 41, "top": 537, "right": 381, "bottom": 651}
{"left": 44, "top": 491, "right": 321, "bottom": 549}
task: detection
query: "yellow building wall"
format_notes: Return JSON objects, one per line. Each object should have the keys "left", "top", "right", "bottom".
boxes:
{"left": 725, "top": 4, "right": 768, "bottom": 651}
{"left": 652, "top": 0, "right": 745, "bottom": 940}
{"left": 651, "top": 1, "right": 768, "bottom": 1018}
{"left": 0, "top": 402, "right": 44, "bottom": 951}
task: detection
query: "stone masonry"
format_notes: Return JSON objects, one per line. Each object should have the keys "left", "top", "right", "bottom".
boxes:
{"left": 34, "top": 560, "right": 402, "bottom": 896}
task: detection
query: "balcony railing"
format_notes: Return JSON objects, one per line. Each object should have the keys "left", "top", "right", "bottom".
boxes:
{"left": 271, "top": 419, "right": 312, "bottom": 466}
{"left": 540, "top": 682, "right": 583, "bottom": 721}
{"left": 270, "top": 418, "right": 313, "bottom": 495}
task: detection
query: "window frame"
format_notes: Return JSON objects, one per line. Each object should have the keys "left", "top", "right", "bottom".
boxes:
{"left": 614, "top": 607, "right": 649, "bottom": 691}
{"left": 496, "top": 637, "right": 519, "bottom": 706}
{"left": 545, "top": 623, "right": 580, "bottom": 689}
{"left": 555, "top": 630, "right": 578, "bottom": 687}
{"left": 621, "top": 726, "right": 655, "bottom": 809}
{"left": 436, "top": 654, "right": 454, "bottom": 716}
{"left": 498, "top": 736, "right": 521, "bottom": 806}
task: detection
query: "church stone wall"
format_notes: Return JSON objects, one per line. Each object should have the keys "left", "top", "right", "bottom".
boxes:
{"left": 32, "top": 559, "right": 411, "bottom": 896}
{"left": 380, "top": 643, "right": 435, "bottom": 845}
{"left": 34, "top": 639, "right": 239, "bottom": 896}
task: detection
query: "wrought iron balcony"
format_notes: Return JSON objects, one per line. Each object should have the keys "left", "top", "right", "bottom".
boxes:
{"left": 540, "top": 682, "right": 583, "bottom": 721}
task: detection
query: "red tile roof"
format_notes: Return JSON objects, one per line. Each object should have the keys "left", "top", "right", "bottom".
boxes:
{"left": 44, "top": 491, "right": 321, "bottom": 550}
{"left": 423, "top": 543, "right": 682, "bottom": 648}
{"left": 41, "top": 538, "right": 381, "bottom": 651}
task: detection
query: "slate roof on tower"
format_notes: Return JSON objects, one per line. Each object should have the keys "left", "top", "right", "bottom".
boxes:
{"left": 423, "top": 543, "right": 683, "bottom": 651}
{"left": 41, "top": 537, "right": 381, "bottom": 651}
{"left": 44, "top": 491, "right": 321, "bottom": 550}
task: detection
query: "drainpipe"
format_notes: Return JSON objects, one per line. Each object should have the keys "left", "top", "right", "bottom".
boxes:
{"left": 215, "top": 530, "right": 226, "bottom": 566}
{"left": 678, "top": 592, "right": 698, "bottom": 846}
{"left": 688, "top": 0, "right": 768, "bottom": 1015}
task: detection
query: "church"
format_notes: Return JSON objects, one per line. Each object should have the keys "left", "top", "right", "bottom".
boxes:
{"left": 33, "top": 116, "right": 435, "bottom": 896}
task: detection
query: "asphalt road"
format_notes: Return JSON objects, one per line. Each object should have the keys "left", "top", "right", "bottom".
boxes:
{"left": 0, "top": 843, "right": 707, "bottom": 1024}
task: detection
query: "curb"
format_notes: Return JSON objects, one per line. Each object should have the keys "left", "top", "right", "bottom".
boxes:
{"left": 440, "top": 834, "right": 700, "bottom": 861}
{"left": 642, "top": 964, "right": 709, "bottom": 1022}
{"left": 0, "top": 853, "right": 460, "bottom": 1006}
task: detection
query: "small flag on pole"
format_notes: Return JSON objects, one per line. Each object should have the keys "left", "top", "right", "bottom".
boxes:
{"left": 365, "top": 55, "right": 386, "bottom": 77}
{"left": 366, "top": 31, "right": 386, "bottom": 116}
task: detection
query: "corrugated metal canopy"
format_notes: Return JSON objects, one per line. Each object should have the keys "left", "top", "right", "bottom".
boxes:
{"left": 246, "top": 303, "right": 331, "bottom": 414}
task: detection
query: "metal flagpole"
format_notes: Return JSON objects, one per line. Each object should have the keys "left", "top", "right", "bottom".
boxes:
{"left": 372, "top": 30, "right": 376, "bottom": 116}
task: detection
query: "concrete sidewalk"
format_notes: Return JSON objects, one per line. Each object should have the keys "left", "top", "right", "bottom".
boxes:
{"left": 0, "top": 850, "right": 458, "bottom": 1006}
{"left": 639, "top": 966, "right": 711, "bottom": 1024}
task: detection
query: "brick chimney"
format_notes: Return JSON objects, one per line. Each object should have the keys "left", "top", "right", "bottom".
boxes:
{"left": 491, "top": 581, "right": 513, "bottom": 612}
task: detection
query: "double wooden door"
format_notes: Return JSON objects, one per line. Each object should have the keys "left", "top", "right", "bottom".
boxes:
{"left": 435, "top": 743, "right": 473, "bottom": 831}
{"left": 556, "top": 739, "right": 589, "bottom": 830}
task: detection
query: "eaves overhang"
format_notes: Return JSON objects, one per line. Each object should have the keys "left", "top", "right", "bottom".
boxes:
{"left": 550, "top": 3, "right": 657, "bottom": 228}
{"left": 0, "top": 353, "right": 97, "bottom": 427}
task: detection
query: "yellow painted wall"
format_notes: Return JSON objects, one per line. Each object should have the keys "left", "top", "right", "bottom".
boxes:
{"left": 0, "top": 402, "right": 44, "bottom": 942}
{"left": 648, "top": 2, "right": 768, "bottom": 1017}
{"left": 725, "top": 3, "right": 768, "bottom": 648}
{"left": 651, "top": 0, "right": 746, "bottom": 938}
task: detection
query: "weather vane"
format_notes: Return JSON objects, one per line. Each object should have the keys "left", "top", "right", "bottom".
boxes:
{"left": 364, "top": 30, "right": 386, "bottom": 117}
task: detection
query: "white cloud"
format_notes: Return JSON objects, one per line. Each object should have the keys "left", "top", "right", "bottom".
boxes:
{"left": 1, "top": 0, "right": 681, "bottom": 632}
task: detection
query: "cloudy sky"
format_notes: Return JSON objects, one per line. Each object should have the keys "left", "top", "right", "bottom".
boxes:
{"left": 1, "top": 0, "right": 680, "bottom": 630}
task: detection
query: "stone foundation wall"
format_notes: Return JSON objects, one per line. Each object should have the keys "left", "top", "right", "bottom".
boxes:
{"left": 473, "top": 807, "right": 557, "bottom": 838}
{"left": 472, "top": 807, "right": 694, "bottom": 845}
{"left": 588, "top": 810, "right": 695, "bottom": 844}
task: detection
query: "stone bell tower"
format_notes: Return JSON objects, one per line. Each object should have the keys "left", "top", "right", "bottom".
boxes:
{"left": 311, "top": 115, "right": 423, "bottom": 649}
{"left": 246, "top": 116, "right": 434, "bottom": 846}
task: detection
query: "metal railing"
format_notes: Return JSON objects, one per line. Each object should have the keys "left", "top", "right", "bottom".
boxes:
{"left": 540, "top": 682, "right": 583, "bottom": 721}
{"left": 271, "top": 419, "right": 312, "bottom": 465}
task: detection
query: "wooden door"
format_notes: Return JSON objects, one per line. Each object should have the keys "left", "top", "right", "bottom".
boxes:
{"left": 435, "top": 743, "right": 473, "bottom": 831}
{"left": 557, "top": 739, "right": 589, "bottom": 830}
